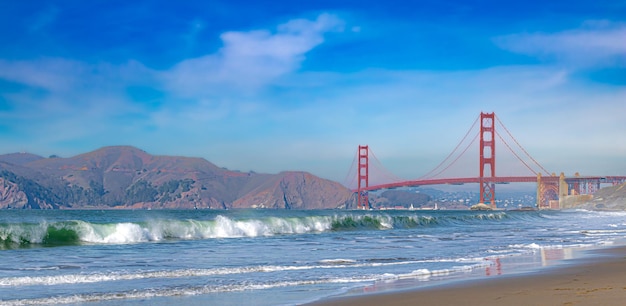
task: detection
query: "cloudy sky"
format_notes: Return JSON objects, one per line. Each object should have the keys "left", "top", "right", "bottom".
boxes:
{"left": 1, "top": 0, "right": 624, "bottom": 185}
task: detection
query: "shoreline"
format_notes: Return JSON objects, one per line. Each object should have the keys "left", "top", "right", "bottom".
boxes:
{"left": 307, "top": 244, "right": 626, "bottom": 305}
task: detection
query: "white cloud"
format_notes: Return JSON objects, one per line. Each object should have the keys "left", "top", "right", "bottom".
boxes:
{"left": 0, "top": 14, "right": 346, "bottom": 155}
{"left": 495, "top": 21, "right": 626, "bottom": 67}
{"left": 163, "top": 13, "right": 344, "bottom": 96}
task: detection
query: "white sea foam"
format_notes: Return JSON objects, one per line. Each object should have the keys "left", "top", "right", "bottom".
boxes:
{"left": 0, "top": 255, "right": 498, "bottom": 288}
{"left": 0, "top": 261, "right": 397, "bottom": 287}
{"left": 1, "top": 277, "right": 380, "bottom": 306}
{"left": 509, "top": 243, "right": 542, "bottom": 249}
{"left": 0, "top": 222, "right": 49, "bottom": 244}
{"left": 405, "top": 268, "right": 432, "bottom": 280}
{"left": 4, "top": 264, "right": 506, "bottom": 306}
{"left": 0, "top": 266, "right": 308, "bottom": 287}
{"left": 319, "top": 259, "right": 357, "bottom": 265}
{"left": 81, "top": 216, "right": 334, "bottom": 243}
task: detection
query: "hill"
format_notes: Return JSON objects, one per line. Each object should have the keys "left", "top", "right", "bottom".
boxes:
{"left": 373, "top": 190, "right": 431, "bottom": 209}
{"left": 577, "top": 183, "right": 626, "bottom": 210}
{"left": 0, "top": 146, "right": 354, "bottom": 210}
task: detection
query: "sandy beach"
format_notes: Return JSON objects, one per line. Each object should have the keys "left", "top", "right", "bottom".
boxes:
{"left": 309, "top": 245, "right": 626, "bottom": 306}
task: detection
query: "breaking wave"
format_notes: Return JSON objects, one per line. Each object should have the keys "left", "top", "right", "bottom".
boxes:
{"left": 0, "top": 215, "right": 330, "bottom": 248}
{"left": 0, "top": 211, "right": 545, "bottom": 248}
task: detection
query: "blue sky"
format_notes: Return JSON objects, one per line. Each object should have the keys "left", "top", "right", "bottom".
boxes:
{"left": 1, "top": 0, "right": 625, "bottom": 184}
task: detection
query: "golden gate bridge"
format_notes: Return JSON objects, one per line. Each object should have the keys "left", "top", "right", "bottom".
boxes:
{"left": 346, "top": 112, "right": 626, "bottom": 210}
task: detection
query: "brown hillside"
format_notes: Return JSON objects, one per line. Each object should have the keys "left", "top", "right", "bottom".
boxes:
{"left": 0, "top": 152, "right": 45, "bottom": 165}
{"left": 578, "top": 183, "right": 626, "bottom": 210}
{"left": 0, "top": 146, "right": 353, "bottom": 210}
{"left": 232, "top": 172, "right": 353, "bottom": 209}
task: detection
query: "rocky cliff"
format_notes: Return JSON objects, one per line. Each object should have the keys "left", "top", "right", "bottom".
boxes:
{"left": 576, "top": 183, "right": 626, "bottom": 210}
{"left": 0, "top": 146, "right": 354, "bottom": 210}
{"left": 0, "top": 177, "right": 28, "bottom": 209}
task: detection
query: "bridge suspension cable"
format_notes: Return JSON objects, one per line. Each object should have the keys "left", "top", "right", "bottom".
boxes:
{"left": 425, "top": 132, "right": 479, "bottom": 179}
{"left": 419, "top": 114, "right": 480, "bottom": 179}
{"left": 496, "top": 131, "right": 538, "bottom": 175}
{"left": 368, "top": 147, "right": 405, "bottom": 183}
{"left": 343, "top": 149, "right": 358, "bottom": 188}
{"left": 495, "top": 115, "right": 551, "bottom": 175}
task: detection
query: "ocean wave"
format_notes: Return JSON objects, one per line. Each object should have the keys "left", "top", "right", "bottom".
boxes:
{"left": 1, "top": 254, "right": 499, "bottom": 288}
{"left": 0, "top": 216, "right": 334, "bottom": 247}
{"left": 0, "top": 262, "right": 391, "bottom": 287}
{"left": 0, "top": 265, "right": 314, "bottom": 287}
{"left": 0, "top": 259, "right": 411, "bottom": 287}
{"left": 0, "top": 276, "right": 377, "bottom": 306}
{"left": 0, "top": 211, "right": 550, "bottom": 248}
{"left": 0, "top": 262, "right": 498, "bottom": 305}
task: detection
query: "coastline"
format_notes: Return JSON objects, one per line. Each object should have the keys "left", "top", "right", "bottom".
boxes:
{"left": 307, "top": 245, "right": 626, "bottom": 306}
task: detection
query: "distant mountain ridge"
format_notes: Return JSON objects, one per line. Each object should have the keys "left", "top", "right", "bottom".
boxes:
{"left": 0, "top": 146, "right": 354, "bottom": 209}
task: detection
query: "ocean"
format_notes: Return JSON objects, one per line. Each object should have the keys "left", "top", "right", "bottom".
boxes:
{"left": 1, "top": 209, "right": 625, "bottom": 305}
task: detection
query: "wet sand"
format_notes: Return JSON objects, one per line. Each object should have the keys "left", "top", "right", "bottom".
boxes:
{"left": 308, "top": 246, "right": 626, "bottom": 306}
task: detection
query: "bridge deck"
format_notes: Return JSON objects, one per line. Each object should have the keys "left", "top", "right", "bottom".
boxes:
{"left": 355, "top": 176, "right": 626, "bottom": 192}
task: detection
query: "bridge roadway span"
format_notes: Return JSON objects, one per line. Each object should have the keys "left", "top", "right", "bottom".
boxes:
{"left": 354, "top": 176, "right": 626, "bottom": 192}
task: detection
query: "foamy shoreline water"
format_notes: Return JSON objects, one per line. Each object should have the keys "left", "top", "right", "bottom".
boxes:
{"left": 307, "top": 243, "right": 626, "bottom": 306}
{"left": 316, "top": 243, "right": 602, "bottom": 300}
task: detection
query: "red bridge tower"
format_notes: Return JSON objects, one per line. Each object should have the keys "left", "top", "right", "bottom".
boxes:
{"left": 357, "top": 145, "right": 369, "bottom": 209}
{"left": 479, "top": 112, "right": 496, "bottom": 208}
